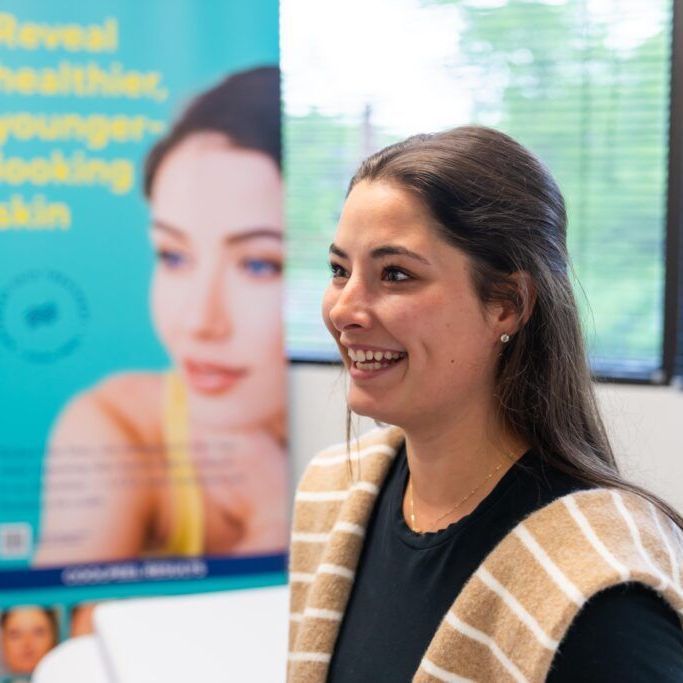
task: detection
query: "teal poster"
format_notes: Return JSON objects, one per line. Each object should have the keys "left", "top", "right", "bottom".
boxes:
{"left": 0, "top": 2, "right": 285, "bottom": 678}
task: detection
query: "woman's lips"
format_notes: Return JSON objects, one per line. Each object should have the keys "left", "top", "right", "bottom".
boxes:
{"left": 182, "top": 360, "right": 247, "bottom": 395}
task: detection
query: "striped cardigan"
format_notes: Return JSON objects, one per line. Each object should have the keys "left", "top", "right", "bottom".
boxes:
{"left": 288, "top": 426, "right": 683, "bottom": 682}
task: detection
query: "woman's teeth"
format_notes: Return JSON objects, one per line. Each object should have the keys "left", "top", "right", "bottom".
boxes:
{"left": 347, "top": 348, "right": 406, "bottom": 371}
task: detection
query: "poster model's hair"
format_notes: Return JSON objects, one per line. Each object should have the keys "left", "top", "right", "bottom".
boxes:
{"left": 143, "top": 65, "right": 281, "bottom": 196}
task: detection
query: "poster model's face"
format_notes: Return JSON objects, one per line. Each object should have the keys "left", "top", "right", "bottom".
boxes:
{"left": 1, "top": 608, "right": 56, "bottom": 674}
{"left": 149, "top": 132, "right": 285, "bottom": 430}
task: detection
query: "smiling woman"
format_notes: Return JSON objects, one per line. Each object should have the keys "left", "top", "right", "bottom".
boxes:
{"left": 33, "top": 67, "right": 287, "bottom": 571}
{"left": 289, "top": 126, "right": 683, "bottom": 682}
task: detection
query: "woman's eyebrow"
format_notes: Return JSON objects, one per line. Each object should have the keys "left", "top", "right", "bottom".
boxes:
{"left": 225, "top": 228, "right": 283, "bottom": 245}
{"left": 151, "top": 219, "right": 187, "bottom": 240}
{"left": 329, "top": 243, "right": 347, "bottom": 258}
{"left": 329, "top": 242, "right": 431, "bottom": 265}
{"left": 151, "top": 221, "right": 282, "bottom": 244}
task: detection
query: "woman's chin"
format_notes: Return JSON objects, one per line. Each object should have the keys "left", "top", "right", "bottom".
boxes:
{"left": 186, "top": 392, "right": 281, "bottom": 433}
{"left": 347, "top": 395, "right": 398, "bottom": 426}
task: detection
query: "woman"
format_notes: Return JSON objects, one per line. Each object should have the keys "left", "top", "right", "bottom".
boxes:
{"left": 288, "top": 126, "right": 683, "bottom": 681}
{"left": 35, "top": 67, "right": 287, "bottom": 564}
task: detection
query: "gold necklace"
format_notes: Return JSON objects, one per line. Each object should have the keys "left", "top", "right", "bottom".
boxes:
{"left": 408, "top": 460, "right": 505, "bottom": 534}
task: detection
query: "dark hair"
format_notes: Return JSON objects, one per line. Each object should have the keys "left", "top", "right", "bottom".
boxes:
{"left": 143, "top": 66, "right": 281, "bottom": 197}
{"left": 348, "top": 125, "right": 683, "bottom": 528}
{"left": 1, "top": 606, "right": 59, "bottom": 642}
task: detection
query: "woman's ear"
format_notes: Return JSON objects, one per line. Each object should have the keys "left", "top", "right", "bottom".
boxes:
{"left": 491, "top": 271, "right": 537, "bottom": 334}
{"left": 511, "top": 271, "right": 537, "bottom": 328}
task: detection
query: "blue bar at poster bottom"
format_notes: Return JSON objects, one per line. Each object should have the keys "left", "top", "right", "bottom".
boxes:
{"left": 0, "top": 554, "right": 287, "bottom": 591}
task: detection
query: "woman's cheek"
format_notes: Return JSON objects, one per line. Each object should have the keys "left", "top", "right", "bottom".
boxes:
{"left": 321, "top": 286, "right": 337, "bottom": 336}
{"left": 151, "top": 272, "right": 184, "bottom": 356}
{"left": 229, "top": 278, "right": 283, "bottom": 342}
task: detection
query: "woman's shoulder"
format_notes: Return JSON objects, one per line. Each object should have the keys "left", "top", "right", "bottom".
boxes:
{"left": 519, "top": 484, "right": 682, "bottom": 554}
{"left": 537, "top": 484, "right": 675, "bottom": 531}
{"left": 296, "top": 425, "right": 404, "bottom": 494}
{"left": 91, "top": 371, "right": 165, "bottom": 408}
{"left": 514, "top": 454, "right": 672, "bottom": 533}
{"left": 502, "top": 485, "right": 683, "bottom": 614}
{"left": 51, "top": 371, "right": 167, "bottom": 447}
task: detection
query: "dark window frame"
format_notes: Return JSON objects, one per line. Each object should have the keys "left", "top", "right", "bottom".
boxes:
{"left": 666, "top": 0, "right": 683, "bottom": 385}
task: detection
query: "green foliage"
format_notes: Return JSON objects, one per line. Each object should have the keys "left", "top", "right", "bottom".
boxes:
{"left": 286, "top": 0, "right": 671, "bottom": 373}
{"left": 450, "top": 0, "right": 669, "bottom": 369}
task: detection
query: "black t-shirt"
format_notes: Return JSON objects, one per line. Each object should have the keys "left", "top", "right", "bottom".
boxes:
{"left": 327, "top": 446, "right": 683, "bottom": 682}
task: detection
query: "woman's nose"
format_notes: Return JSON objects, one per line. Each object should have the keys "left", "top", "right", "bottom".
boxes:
{"left": 184, "top": 268, "right": 232, "bottom": 339}
{"left": 327, "top": 275, "right": 372, "bottom": 332}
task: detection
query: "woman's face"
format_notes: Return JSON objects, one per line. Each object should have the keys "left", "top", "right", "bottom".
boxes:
{"left": 322, "top": 180, "right": 506, "bottom": 431}
{"left": 150, "top": 133, "right": 285, "bottom": 431}
{"left": 2, "top": 608, "right": 56, "bottom": 674}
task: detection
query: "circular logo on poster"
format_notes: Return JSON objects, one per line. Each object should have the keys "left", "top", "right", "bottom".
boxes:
{"left": 0, "top": 270, "right": 89, "bottom": 362}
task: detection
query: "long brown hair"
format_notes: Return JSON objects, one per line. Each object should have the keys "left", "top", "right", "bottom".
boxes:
{"left": 348, "top": 125, "right": 683, "bottom": 528}
{"left": 143, "top": 66, "right": 280, "bottom": 197}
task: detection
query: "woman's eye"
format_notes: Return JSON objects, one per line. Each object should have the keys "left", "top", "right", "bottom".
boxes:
{"left": 329, "top": 262, "right": 348, "bottom": 279}
{"left": 156, "top": 249, "right": 188, "bottom": 269}
{"left": 383, "top": 266, "right": 411, "bottom": 282}
{"left": 242, "top": 258, "right": 282, "bottom": 278}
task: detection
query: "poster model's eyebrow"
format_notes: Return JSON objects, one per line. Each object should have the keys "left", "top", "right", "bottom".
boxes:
{"left": 152, "top": 220, "right": 283, "bottom": 244}
{"left": 329, "top": 242, "right": 431, "bottom": 265}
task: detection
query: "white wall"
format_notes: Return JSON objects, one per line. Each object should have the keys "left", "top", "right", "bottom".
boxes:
{"left": 289, "top": 364, "right": 683, "bottom": 512}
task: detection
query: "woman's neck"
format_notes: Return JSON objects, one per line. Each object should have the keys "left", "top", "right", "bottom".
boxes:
{"left": 402, "top": 404, "right": 527, "bottom": 528}
{"left": 187, "top": 410, "right": 287, "bottom": 445}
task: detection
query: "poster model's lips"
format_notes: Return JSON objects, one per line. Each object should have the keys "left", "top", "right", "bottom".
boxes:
{"left": 182, "top": 359, "right": 248, "bottom": 395}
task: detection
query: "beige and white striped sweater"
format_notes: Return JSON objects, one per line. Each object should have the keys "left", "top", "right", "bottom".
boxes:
{"left": 288, "top": 426, "right": 683, "bottom": 682}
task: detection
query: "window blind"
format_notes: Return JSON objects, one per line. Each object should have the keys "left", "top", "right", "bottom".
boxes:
{"left": 282, "top": 0, "right": 673, "bottom": 379}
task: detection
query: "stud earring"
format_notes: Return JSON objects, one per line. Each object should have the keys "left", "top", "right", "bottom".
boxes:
{"left": 500, "top": 333, "right": 511, "bottom": 343}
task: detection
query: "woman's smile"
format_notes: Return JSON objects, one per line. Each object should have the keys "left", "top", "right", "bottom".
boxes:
{"left": 343, "top": 345, "right": 408, "bottom": 377}
{"left": 181, "top": 358, "right": 248, "bottom": 395}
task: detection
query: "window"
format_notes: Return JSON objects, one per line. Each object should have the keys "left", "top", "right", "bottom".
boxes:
{"left": 283, "top": 0, "right": 676, "bottom": 381}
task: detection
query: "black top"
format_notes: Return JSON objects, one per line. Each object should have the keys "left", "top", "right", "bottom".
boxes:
{"left": 327, "top": 446, "right": 683, "bottom": 682}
